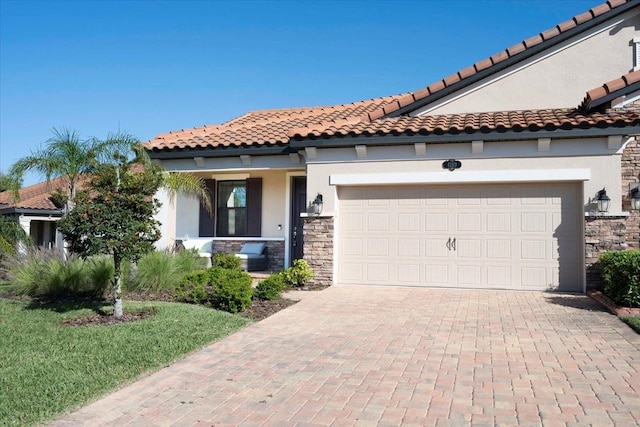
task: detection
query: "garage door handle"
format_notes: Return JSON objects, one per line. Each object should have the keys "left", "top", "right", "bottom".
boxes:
{"left": 452, "top": 238, "right": 456, "bottom": 251}
{"left": 446, "top": 238, "right": 451, "bottom": 250}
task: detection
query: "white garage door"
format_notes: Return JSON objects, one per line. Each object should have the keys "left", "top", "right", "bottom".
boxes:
{"left": 337, "top": 183, "right": 582, "bottom": 292}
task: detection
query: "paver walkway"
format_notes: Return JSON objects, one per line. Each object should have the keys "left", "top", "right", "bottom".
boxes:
{"left": 51, "top": 287, "right": 640, "bottom": 426}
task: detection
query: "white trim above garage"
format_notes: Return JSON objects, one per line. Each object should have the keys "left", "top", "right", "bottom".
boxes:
{"left": 330, "top": 169, "right": 591, "bottom": 186}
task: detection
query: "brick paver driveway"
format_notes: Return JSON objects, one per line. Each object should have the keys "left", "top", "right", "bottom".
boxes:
{"left": 51, "top": 287, "right": 640, "bottom": 426}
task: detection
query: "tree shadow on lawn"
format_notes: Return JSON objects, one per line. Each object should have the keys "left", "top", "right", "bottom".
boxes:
{"left": 23, "top": 297, "right": 111, "bottom": 315}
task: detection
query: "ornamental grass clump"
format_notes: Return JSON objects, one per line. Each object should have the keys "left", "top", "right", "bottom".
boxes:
{"left": 126, "top": 249, "right": 206, "bottom": 294}
{"left": 4, "top": 248, "right": 111, "bottom": 298}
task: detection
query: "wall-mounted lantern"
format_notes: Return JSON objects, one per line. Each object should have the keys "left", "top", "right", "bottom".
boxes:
{"left": 312, "top": 194, "right": 323, "bottom": 215}
{"left": 630, "top": 184, "right": 640, "bottom": 211}
{"left": 596, "top": 188, "right": 611, "bottom": 213}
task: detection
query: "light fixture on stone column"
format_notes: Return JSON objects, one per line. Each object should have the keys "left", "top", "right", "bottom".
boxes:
{"left": 596, "top": 188, "right": 611, "bottom": 213}
{"left": 630, "top": 184, "right": 640, "bottom": 211}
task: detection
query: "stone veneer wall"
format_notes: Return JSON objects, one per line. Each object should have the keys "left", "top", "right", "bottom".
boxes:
{"left": 621, "top": 136, "right": 639, "bottom": 249}
{"left": 212, "top": 240, "right": 284, "bottom": 272}
{"left": 303, "top": 216, "right": 333, "bottom": 289}
{"left": 584, "top": 217, "right": 627, "bottom": 288}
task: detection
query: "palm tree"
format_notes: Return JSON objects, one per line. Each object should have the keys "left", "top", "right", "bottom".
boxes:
{"left": 9, "top": 128, "right": 211, "bottom": 214}
{"left": 8, "top": 129, "right": 211, "bottom": 255}
{"left": 8, "top": 128, "right": 124, "bottom": 213}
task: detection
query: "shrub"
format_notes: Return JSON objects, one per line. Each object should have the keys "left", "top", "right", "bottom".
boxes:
{"left": 281, "top": 259, "right": 314, "bottom": 288}
{"left": 254, "top": 274, "right": 285, "bottom": 301}
{"left": 213, "top": 252, "right": 242, "bottom": 270}
{"left": 600, "top": 250, "right": 640, "bottom": 308}
{"left": 174, "top": 270, "right": 213, "bottom": 306}
{"left": 4, "top": 248, "right": 110, "bottom": 298}
{"left": 210, "top": 267, "right": 253, "bottom": 313}
{"left": 173, "top": 265, "right": 253, "bottom": 313}
{"left": 127, "top": 249, "right": 206, "bottom": 293}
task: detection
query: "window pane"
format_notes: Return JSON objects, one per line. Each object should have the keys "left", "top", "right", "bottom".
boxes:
{"left": 217, "top": 181, "right": 247, "bottom": 236}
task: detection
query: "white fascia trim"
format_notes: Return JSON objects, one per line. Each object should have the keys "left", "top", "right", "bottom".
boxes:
{"left": 330, "top": 169, "right": 591, "bottom": 186}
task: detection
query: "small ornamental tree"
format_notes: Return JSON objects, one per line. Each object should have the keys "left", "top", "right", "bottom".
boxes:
{"left": 58, "top": 150, "right": 163, "bottom": 318}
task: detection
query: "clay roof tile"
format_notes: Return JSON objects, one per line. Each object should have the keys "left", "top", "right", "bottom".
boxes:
{"left": 523, "top": 34, "right": 544, "bottom": 49}
{"left": 573, "top": 10, "right": 594, "bottom": 25}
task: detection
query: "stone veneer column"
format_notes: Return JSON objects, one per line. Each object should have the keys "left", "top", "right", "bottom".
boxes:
{"left": 621, "top": 136, "right": 639, "bottom": 249}
{"left": 583, "top": 134, "right": 639, "bottom": 288}
{"left": 302, "top": 215, "right": 333, "bottom": 289}
{"left": 585, "top": 216, "right": 627, "bottom": 288}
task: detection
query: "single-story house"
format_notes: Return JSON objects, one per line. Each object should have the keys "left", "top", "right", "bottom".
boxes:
{"left": 0, "top": 177, "right": 66, "bottom": 250}
{"left": 6, "top": 1, "right": 636, "bottom": 293}
{"left": 146, "top": 0, "right": 640, "bottom": 292}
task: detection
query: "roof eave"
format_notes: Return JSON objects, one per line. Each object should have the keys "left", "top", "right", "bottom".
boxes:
{"left": 147, "top": 145, "right": 297, "bottom": 160}
{"left": 290, "top": 125, "right": 640, "bottom": 148}
{"left": 584, "top": 81, "right": 640, "bottom": 111}
{"left": 0, "top": 207, "right": 64, "bottom": 216}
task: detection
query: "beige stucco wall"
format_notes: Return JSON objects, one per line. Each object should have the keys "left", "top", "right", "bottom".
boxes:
{"left": 304, "top": 138, "right": 624, "bottom": 214}
{"left": 415, "top": 10, "right": 640, "bottom": 115}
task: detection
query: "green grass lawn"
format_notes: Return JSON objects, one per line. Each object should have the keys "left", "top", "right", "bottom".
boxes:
{"left": 0, "top": 299, "right": 251, "bottom": 426}
{"left": 623, "top": 316, "right": 640, "bottom": 333}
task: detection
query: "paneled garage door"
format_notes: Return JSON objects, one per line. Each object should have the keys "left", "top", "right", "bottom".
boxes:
{"left": 337, "top": 183, "right": 582, "bottom": 292}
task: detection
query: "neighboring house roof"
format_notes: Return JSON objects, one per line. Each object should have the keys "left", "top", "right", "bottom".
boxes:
{"left": 146, "top": 0, "right": 638, "bottom": 156}
{"left": 289, "top": 108, "right": 640, "bottom": 145}
{"left": 0, "top": 176, "right": 67, "bottom": 215}
{"left": 0, "top": 163, "right": 145, "bottom": 215}
{"left": 579, "top": 70, "right": 640, "bottom": 112}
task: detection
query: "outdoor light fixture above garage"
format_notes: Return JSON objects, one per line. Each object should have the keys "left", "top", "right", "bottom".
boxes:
{"left": 597, "top": 188, "right": 611, "bottom": 213}
{"left": 630, "top": 184, "right": 640, "bottom": 210}
{"left": 312, "top": 194, "right": 323, "bottom": 215}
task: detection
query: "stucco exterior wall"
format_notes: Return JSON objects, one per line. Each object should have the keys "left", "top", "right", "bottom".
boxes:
{"left": 414, "top": 11, "right": 640, "bottom": 115}
{"left": 304, "top": 138, "right": 624, "bottom": 214}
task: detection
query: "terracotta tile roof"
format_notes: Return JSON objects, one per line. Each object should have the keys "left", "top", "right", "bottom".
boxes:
{"left": 0, "top": 176, "right": 68, "bottom": 212}
{"left": 579, "top": 70, "right": 640, "bottom": 111}
{"left": 146, "top": 0, "right": 636, "bottom": 155}
{"left": 0, "top": 164, "right": 144, "bottom": 213}
{"left": 290, "top": 108, "right": 640, "bottom": 141}
{"left": 146, "top": 95, "right": 409, "bottom": 152}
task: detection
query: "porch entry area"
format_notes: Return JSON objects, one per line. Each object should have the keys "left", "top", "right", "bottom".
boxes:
{"left": 176, "top": 171, "right": 308, "bottom": 272}
{"left": 337, "top": 183, "right": 583, "bottom": 292}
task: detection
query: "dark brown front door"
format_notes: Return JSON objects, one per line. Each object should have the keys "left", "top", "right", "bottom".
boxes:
{"left": 290, "top": 176, "right": 307, "bottom": 261}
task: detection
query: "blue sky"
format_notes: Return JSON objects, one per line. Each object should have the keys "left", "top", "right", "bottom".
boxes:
{"left": 1, "top": 0, "right": 596, "bottom": 186}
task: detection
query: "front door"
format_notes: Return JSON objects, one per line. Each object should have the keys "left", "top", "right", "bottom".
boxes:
{"left": 290, "top": 176, "right": 307, "bottom": 261}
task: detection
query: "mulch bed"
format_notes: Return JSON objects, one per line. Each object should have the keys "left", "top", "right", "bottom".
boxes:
{"left": 54, "top": 293, "right": 298, "bottom": 326}
{"left": 61, "top": 310, "right": 154, "bottom": 327}
{"left": 238, "top": 298, "right": 297, "bottom": 320}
